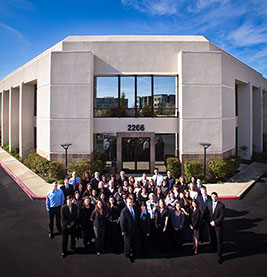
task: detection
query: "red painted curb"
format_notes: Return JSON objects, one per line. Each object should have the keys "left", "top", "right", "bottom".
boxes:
{"left": 218, "top": 196, "right": 239, "bottom": 200}
{"left": 0, "top": 160, "right": 45, "bottom": 201}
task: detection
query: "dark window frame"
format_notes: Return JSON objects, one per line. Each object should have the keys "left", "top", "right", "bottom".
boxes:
{"left": 94, "top": 74, "right": 178, "bottom": 118}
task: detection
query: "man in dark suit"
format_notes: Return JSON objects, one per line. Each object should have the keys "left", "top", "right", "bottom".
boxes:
{"left": 61, "top": 195, "right": 78, "bottom": 258}
{"left": 197, "top": 186, "right": 212, "bottom": 242}
{"left": 90, "top": 171, "right": 101, "bottom": 190}
{"left": 117, "top": 171, "right": 129, "bottom": 187}
{"left": 165, "top": 170, "right": 176, "bottom": 190}
{"left": 207, "top": 192, "right": 225, "bottom": 264}
{"left": 120, "top": 196, "right": 137, "bottom": 263}
{"left": 60, "top": 177, "right": 74, "bottom": 201}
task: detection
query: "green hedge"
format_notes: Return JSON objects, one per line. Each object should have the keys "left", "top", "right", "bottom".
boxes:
{"left": 184, "top": 160, "right": 203, "bottom": 179}
{"left": 67, "top": 161, "right": 91, "bottom": 178}
{"left": 208, "top": 156, "right": 241, "bottom": 181}
{"left": 3, "top": 144, "right": 9, "bottom": 151}
{"left": 48, "top": 161, "right": 65, "bottom": 180}
{"left": 23, "top": 153, "right": 50, "bottom": 175}
{"left": 90, "top": 160, "right": 105, "bottom": 176}
{"left": 166, "top": 157, "right": 181, "bottom": 178}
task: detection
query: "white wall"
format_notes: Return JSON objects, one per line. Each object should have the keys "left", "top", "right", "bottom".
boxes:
{"left": 49, "top": 51, "right": 93, "bottom": 156}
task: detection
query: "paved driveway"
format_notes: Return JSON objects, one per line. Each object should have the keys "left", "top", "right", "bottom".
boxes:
{"left": 0, "top": 167, "right": 266, "bottom": 277}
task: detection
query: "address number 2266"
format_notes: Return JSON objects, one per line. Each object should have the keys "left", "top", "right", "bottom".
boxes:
{"left": 127, "top": 124, "right": 145, "bottom": 131}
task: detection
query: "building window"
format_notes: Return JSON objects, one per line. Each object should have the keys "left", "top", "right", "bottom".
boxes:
{"left": 94, "top": 133, "right": 117, "bottom": 161}
{"left": 94, "top": 75, "right": 177, "bottom": 117}
{"left": 95, "top": 77, "right": 119, "bottom": 117}
{"left": 120, "top": 76, "right": 135, "bottom": 117}
{"left": 155, "top": 134, "right": 175, "bottom": 161}
{"left": 154, "top": 76, "right": 176, "bottom": 117}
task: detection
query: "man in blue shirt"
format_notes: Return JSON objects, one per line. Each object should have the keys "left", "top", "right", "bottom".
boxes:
{"left": 46, "top": 181, "right": 65, "bottom": 239}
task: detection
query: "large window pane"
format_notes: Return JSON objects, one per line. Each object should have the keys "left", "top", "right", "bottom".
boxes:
{"left": 155, "top": 134, "right": 175, "bottom": 161}
{"left": 94, "top": 133, "right": 117, "bottom": 161}
{"left": 95, "top": 77, "right": 118, "bottom": 117}
{"left": 154, "top": 76, "right": 176, "bottom": 117}
{"left": 120, "top": 77, "right": 135, "bottom": 117}
{"left": 136, "top": 76, "right": 152, "bottom": 117}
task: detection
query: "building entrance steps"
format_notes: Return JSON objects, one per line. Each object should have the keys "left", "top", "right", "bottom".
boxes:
{"left": 0, "top": 147, "right": 266, "bottom": 200}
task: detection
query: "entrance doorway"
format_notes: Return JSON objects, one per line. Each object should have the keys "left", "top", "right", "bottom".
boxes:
{"left": 122, "top": 137, "right": 150, "bottom": 172}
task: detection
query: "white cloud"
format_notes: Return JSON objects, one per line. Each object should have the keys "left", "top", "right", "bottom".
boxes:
{"left": 228, "top": 23, "right": 267, "bottom": 46}
{"left": 0, "top": 23, "right": 24, "bottom": 40}
{"left": 121, "top": 0, "right": 184, "bottom": 16}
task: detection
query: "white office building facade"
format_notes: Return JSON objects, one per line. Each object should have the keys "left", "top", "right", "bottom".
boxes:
{"left": 0, "top": 36, "right": 266, "bottom": 173}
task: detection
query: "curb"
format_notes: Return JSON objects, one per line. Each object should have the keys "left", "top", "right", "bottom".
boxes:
{"left": 0, "top": 161, "right": 46, "bottom": 201}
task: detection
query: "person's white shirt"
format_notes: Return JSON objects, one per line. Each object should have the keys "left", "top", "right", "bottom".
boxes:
{"left": 189, "top": 191, "right": 198, "bottom": 200}
{"left": 152, "top": 173, "right": 164, "bottom": 186}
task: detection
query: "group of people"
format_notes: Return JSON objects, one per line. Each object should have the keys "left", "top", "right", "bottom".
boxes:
{"left": 46, "top": 169, "right": 225, "bottom": 264}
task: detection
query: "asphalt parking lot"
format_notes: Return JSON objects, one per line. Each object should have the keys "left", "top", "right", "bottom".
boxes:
{"left": 0, "top": 167, "right": 266, "bottom": 277}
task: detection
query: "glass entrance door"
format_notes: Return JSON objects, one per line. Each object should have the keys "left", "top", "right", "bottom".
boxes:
{"left": 122, "top": 137, "right": 150, "bottom": 172}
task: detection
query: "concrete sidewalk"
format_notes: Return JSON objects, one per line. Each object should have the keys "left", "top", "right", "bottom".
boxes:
{"left": 0, "top": 147, "right": 266, "bottom": 200}
{"left": 0, "top": 148, "right": 53, "bottom": 200}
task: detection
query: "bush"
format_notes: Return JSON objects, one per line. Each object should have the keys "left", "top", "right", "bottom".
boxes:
{"left": 184, "top": 160, "right": 203, "bottom": 179}
{"left": 94, "top": 152, "right": 106, "bottom": 164}
{"left": 166, "top": 157, "right": 181, "bottom": 178}
{"left": 208, "top": 160, "right": 229, "bottom": 180}
{"left": 67, "top": 161, "right": 91, "bottom": 178}
{"left": 10, "top": 147, "right": 19, "bottom": 156}
{"left": 48, "top": 161, "right": 65, "bottom": 180}
{"left": 58, "top": 179, "right": 64, "bottom": 185}
{"left": 3, "top": 144, "right": 9, "bottom": 151}
{"left": 208, "top": 156, "right": 241, "bottom": 181}
{"left": 90, "top": 160, "right": 105, "bottom": 176}
{"left": 24, "top": 153, "right": 49, "bottom": 175}
{"left": 45, "top": 177, "right": 56, "bottom": 183}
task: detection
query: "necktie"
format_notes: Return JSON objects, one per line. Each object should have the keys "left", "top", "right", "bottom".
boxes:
{"left": 131, "top": 208, "right": 135, "bottom": 220}
{"left": 213, "top": 202, "right": 216, "bottom": 213}
{"left": 155, "top": 176, "right": 157, "bottom": 186}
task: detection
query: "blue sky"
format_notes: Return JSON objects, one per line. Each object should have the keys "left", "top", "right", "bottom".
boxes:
{"left": 0, "top": 0, "right": 266, "bottom": 80}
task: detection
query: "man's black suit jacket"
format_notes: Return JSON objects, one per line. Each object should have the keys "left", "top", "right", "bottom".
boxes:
{"left": 60, "top": 185, "right": 74, "bottom": 200}
{"left": 117, "top": 176, "right": 129, "bottom": 187}
{"left": 207, "top": 201, "right": 225, "bottom": 227}
{"left": 61, "top": 204, "right": 78, "bottom": 230}
{"left": 120, "top": 206, "right": 137, "bottom": 237}
{"left": 197, "top": 194, "right": 211, "bottom": 218}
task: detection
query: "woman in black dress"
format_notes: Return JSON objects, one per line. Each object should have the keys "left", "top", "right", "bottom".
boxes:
{"left": 138, "top": 202, "right": 151, "bottom": 257}
{"left": 180, "top": 189, "right": 192, "bottom": 242}
{"left": 190, "top": 199, "right": 201, "bottom": 255}
{"left": 90, "top": 200, "right": 107, "bottom": 255}
{"left": 155, "top": 199, "right": 169, "bottom": 252}
{"left": 107, "top": 196, "right": 121, "bottom": 253}
{"left": 137, "top": 186, "right": 149, "bottom": 205}
{"left": 79, "top": 196, "right": 94, "bottom": 248}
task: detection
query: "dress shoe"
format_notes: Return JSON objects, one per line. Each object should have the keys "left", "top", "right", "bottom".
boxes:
{"left": 48, "top": 233, "right": 53, "bottom": 239}
{"left": 61, "top": 252, "right": 66, "bottom": 259}
{"left": 127, "top": 257, "right": 134, "bottom": 263}
{"left": 217, "top": 258, "right": 223, "bottom": 265}
{"left": 97, "top": 252, "right": 101, "bottom": 256}
{"left": 70, "top": 246, "right": 76, "bottom": 251}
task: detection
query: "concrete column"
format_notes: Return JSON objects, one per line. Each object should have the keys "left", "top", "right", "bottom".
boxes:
{"left": 1, "top": 90, "right": 9, "bottom": 146}
{"left": 19, "top": 83, "right": 35, "bottom": 157}
{"left": 253, "top": 87, "right": 263, "bottom": 153}
{"left": 237, "top": 82, "right": 253, "bottom": 159}
{"left": 9, "top": 87, "right": 20, "bottom": 151}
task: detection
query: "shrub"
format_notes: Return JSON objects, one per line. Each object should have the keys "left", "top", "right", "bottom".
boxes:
{"left": 48, "top": 161, "right": 65, "bottom": 180}
{"left": 208, "top": 156, "right": 241, "bottom": 181}
{"left": 45, "top": 177, "right": 56, "bottom": 183}
{"left": 67, "top": 161, "right": 91, "bottom": 178}
{"left": 184, "top": 160, "right": 203, "bottom": 179}
{"left": 208, "top": 160, "right": 229, "bottom": 180}
{"left": 90, "top": 160, "right": 105, "bottom": 175}
{"left": 58, "top": 179, "right": 64, "bottom": 185}
{"left": 3, "top": 144, "right": 9, "bottom": 151}
{"left": 24, "top": 153, "right": 49, "bottom": 175}
{"left": 166, "top": 157, "right": 181, "bottom": 178}
{"left": 14, "top": 153, "right": 20, "bottom": 159}
{"left": 10, "top": 147, "right": 19, "bottom": 156}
